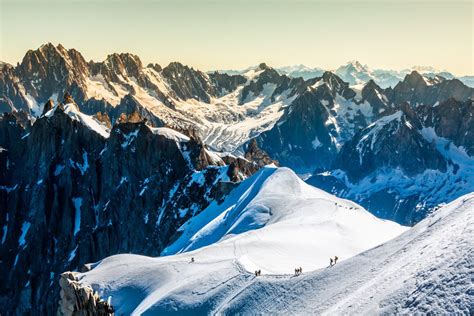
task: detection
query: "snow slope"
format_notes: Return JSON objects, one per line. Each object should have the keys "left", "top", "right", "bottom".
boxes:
{"left": 76, "top": 167, "right": 408, "bottom": 314}
{"left": 224, "top": 192, "right": 474, "bottom": 315}
{"left": 162, "top": 167, "right": 405, "bottom": 260}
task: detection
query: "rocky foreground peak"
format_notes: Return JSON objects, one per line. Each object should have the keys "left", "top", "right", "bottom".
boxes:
{"left": 245, "top": 138, "right": 279, "bottom": 168}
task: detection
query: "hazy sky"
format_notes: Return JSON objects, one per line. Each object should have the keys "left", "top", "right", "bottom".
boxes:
{"left": 0, "top": 0, "right": 472, "bottom": 75}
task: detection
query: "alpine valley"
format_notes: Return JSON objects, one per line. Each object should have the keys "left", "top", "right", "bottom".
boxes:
{"left": 0, "top": 43, "right": 472, "bottom": 315}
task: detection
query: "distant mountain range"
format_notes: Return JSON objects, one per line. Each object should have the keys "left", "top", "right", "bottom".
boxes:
{"left": 0, "top": 43, "right": 473, "bottom": 314}
{"left": 218, "top": 61, "right": 474, "bottom": 88}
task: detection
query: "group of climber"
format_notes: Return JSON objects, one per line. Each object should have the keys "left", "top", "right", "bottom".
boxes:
{"left": 335, "top": 202, "right": 358, "bottom": 211}
{"left": 190, "top": 255, "right": 340, "bottom": 277}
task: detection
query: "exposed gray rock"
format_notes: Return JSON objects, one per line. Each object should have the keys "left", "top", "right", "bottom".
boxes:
{"left": 58, "top": 272, "right": 114, "bottom": 316}
{"left": 161, "top": 62, "right": 216, "bottom": 103}
{"left": 390, "top": 71, "right": 473, "bottom": 106}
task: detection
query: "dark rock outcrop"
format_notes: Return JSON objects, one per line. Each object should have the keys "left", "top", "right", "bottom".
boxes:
{"left": 161, "top": 62, "right": 216, "bottom": 103}
{"left": 244, "top": 139, "right": 279, "bottom": 168}
{"left": 390, "top": 71, "right": 473, "bottom": 106}
{"left": 255, "top": 89, "right": 340, "bottom": 171}
{"left": 58, "top": 272, "right": 114, "bottom": 315}
{"left": 110, "top": 94, "right": 164, "bottom": 127}
{"left": 222, "top": 140, "right": 278, "bottom": 182}
{"left": 334, "top": 106, "right": 446, "bottom": 182}
{"left": 418, "top": 98, "right": 474, "bottom": 155}
{"left": 208, "top": 72, "right": 246, "bottom": 96}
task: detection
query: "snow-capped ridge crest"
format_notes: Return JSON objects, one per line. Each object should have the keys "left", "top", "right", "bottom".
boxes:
{"left": 41, "top": 93, "right": 111, "bottom": 138}
{"left": 162, "top": 165, "right": 406, "bottom": 257}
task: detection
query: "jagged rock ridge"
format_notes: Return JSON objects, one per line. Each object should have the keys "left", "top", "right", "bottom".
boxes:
{"left": 0, "top": 94, "right": 271, "bottom": 314}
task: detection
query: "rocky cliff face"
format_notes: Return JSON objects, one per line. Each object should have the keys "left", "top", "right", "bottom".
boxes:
{"left": 0, "top": 96, "right": 265, "bottom": 315}
{"left": 161, "top": 62, "right": 217, "bottom": 103}
{"left": 208, "top": 72, "right": 247, "bottom": 96}
{"left": 308, "top": 98, "right": 474, "bottom": 224}
{"left": 16, "top": 43, "right": 90, "bottom": 113}
{"left": 418, "top": 98, "right": 474, "bottom": 155}
{"left": 334, "top": 105, "right": 446, "bottom": 182}
{"left": 58, "top": 272, "right": 114, "bottom": 316}
{"left": 0, "top": 64, "right": 29, "bottom": 113}
{"left": 390, "top": 71, "right": 473, "bottom": 106}
{"left": 240, "top": 63, "right": 304, "bottom": 104}
{"left": 254, "top": 71, "right": 382, "bottom": 171}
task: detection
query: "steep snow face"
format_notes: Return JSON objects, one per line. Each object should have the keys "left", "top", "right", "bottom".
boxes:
{"left": 148, "top": 126, "right": 190, "bottom": 143}
{"left": 77, "top": 167, "right": 406, "bottom": 314}
{"left": 75, "top": 192, "right": 472, "bottom": 315}
{"left": 44, "top": 103, "right": 111, "bottom": 138}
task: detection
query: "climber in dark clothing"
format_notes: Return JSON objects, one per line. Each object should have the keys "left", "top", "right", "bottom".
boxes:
{"left": 330, "top": 258, "right": 333, "bottom": 266}
{"left": 334, "top": 256, "right": 338, "bottom": 264}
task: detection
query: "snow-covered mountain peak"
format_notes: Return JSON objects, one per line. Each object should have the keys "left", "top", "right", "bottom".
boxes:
{"left": 70, "top": 166, "right": 411, "bottom": 314}
{"left": 278, "top": 64, "right": 313, "bottom": 73}
{"left": 162, "top": 166, "right": 406, "bottom": 261}
{"left": 338, "top": 60, "right": 369, "bottom": 73}
{"left": 334, "top": 61, "right": 373, "bottom": 85}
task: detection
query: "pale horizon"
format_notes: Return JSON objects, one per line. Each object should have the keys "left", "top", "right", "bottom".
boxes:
{"left": 1, "top": 0, "right": 472, "bottom": 76}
